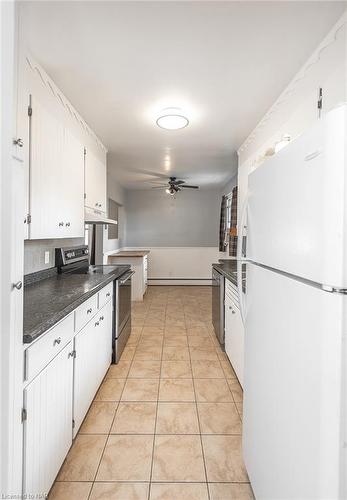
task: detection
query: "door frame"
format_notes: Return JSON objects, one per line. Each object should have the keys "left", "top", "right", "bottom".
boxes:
{"left": 0, "top": 1, "right": 24, "bottom": 495}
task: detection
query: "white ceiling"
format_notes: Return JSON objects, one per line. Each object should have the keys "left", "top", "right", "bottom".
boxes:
{"left": 20, "top": 1, "right": 346, "bottom": 189}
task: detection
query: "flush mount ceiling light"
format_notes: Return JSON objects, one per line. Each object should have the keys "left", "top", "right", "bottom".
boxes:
{"left": 156, "top": 107, "right": 189, "bottom": 130}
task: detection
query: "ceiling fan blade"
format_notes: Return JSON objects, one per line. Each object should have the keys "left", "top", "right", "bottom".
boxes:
{"left": 125, "top": 167, "right": 169, "bottom": 179}
{"left": 151, "top": 186, "right": 168, "bottom": 189}
{"left": 173, "top": 180, "right": 185, "bottom": 185}
{"left": 181, "top": 185, "right": 199, "bottom": 189}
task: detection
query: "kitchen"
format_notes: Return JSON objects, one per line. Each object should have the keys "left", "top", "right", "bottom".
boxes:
{"left": 1, "top": 1, "right": 347, "bottom": 499}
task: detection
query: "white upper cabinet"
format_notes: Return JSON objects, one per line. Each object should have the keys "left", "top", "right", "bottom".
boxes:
{"left": 29, "top": 96, "right": 64, "bottom": 239}
{"left": 28, "top": 96, "right": 84, "bottom": 239}
{"left": 61, "top": 127, "right": 85, "bottom": 237}
{"left": 84, "top": 148, "right": 107, "bottom": 213}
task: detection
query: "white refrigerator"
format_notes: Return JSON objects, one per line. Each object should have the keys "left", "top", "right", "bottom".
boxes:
{"left": 240, "top": 105, "right": 347, "bottom": 499}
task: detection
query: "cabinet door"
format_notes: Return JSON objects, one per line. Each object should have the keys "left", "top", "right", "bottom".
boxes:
{"left": 73, "top": 319, "right": 100, "bottom": 435}
{"left": 29, "top": 96, "right": 65, "bottom": 239}
{"left": 61, "top": 127, "right": 84, "bottom": 237}
{"left": 23, "top": 342, "right": 73, "bottom": 497}
{"left": 85, "top": 148, "right": 107, "bottom": 213}
{"left": 73, "top": 299, "right": 113, "bottom": 435}
{"left": 95, "top": 299, "right": 113, "bottom": 383}
{"left": 225, "top": 294, "right": 244, "bottom": 386}
{"left": 29, "top": 97, "right": 85, "bottom": 239}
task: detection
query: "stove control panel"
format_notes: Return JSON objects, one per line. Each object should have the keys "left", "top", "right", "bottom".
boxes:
{"left": 55, "top": 245, "right": 89, "bottom": 270}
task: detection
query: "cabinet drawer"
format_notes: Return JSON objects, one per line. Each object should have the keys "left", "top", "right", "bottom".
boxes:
{"left": 75, "top": 294, "right": 98, "bottom": 333}
{"left": 25, "top": 313, "right": 74, "bottom": 382}
{"left": 98, "top": 282, "right": 113, "bottom": 309}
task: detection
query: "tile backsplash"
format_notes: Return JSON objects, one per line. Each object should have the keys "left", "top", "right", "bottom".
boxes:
{"left": 24, "top": 238, "right": 84, "bottom": 275}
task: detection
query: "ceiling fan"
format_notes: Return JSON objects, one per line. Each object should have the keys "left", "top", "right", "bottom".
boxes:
{"left": 151, "top": 177, "right": 199, "bottom": 196}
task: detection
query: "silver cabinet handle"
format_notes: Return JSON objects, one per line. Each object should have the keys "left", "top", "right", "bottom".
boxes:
{"left": 106, "top": 292, "right": 110, "bottom": 297}
{"left": 99, "top": 316, "right": 104, "bottom": 321}
{"left": 228, "top": 306, "right": 236, "bottom": 314}
{"left": 232, "top": 310, "right": 236, "bottom": 315}
{"left": 87, "top": 308, "right": 92, "bottom": 314}
{"left": 13, "top": 138, "right": 23, "bottom": 147}
{"left": 13, "top": 281, "right": 22, "bottom": 290}
{"left": 95, "top": 321, "right": 99, "bottom": 327}
{"left": 58, "top": 222, "right": 64, "bottom": 227}
{"left": 53, "top": 337, "right": 62, "bottom": 346}
{"left": 65, "top": 222, "right": 70, "bottom": 227}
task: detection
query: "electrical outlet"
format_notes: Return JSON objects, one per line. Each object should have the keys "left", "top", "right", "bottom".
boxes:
{"left": 44, "top": 251, "right": 50, "bottom": 264}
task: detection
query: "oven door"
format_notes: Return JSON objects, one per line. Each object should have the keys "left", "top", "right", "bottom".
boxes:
{"left": 116, "top": 271, "right": 134, "bottom": 334}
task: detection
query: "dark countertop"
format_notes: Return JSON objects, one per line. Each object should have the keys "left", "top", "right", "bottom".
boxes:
{"left": 213, "top": 259, "right": 238, "bottom": 286}
{"left": 23, "top": 265, "right": 130, "bottom": 344}
{"left": 109, "top": 250, "right": 150, "bottom": 257}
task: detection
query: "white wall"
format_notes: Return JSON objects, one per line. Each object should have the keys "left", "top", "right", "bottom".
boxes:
{"left": 138, "top": 247, "right": 221, "bottom": 285}
{"left": 123, "top": 186, "right": 233, "bottom": 283}
{"left": 24, "top": 238, "right": 84, "bottom": 274}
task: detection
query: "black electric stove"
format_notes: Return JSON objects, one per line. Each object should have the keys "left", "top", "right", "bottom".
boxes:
{"left": 55, "top": 245, "right": 133, "bottom": 363}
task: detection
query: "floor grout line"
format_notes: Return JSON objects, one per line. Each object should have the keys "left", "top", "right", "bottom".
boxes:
{"left": 147, "top": 296, "right": 165, "bottom": 500}
{"left": 86, "top": 321, "right": 145, "bottom": 500}
{"left": 188, "top": 332, "right": 211, "bottom": 500}
{"left": 52, "top": 288, "right": 248, "bottom": 499}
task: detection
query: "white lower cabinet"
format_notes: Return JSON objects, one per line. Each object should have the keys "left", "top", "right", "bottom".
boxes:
{"left": 23, "top": 341, "right": 74, "bottom": 497}
{"left": 73, "top": 299, "right": 112, "bottom": 435}
{"left": 94, "top": 300, "right": 113, "bottom": 385}
{"left": 225, "top": 287, "right": 244, "bottom": 387}
{"left": 22, "top": 284, "right": 114, "bottom": 495}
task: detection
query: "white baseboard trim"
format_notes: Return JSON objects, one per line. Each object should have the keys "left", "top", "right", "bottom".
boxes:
{"left": 148, "top": 278, "right": 212, "bottom": 286}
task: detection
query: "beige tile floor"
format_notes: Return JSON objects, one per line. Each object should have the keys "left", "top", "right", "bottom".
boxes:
{"left": 49, "top": 286, "right": 253, "bottom": 500}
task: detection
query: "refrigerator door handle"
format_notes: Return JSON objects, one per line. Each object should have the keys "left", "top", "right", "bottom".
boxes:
{"left": 237, "top": 195, "right": 248, "bottom": 325}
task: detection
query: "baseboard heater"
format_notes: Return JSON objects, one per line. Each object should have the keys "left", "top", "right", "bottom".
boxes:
{"left": 148, "top": 277, "right": 212, "bottom": 286}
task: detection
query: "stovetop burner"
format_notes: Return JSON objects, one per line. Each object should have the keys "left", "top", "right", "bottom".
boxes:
{"left": 70, "top": 264, "right": 125, "bottom": 276}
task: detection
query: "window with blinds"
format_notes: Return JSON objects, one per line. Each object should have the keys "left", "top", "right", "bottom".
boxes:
{"left": 108, "top": 198, "right": 119, "bottom": 239}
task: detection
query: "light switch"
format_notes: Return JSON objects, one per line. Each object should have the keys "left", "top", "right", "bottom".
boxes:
{"left": 44, "top": 251, "right": 50, "bottom": 264}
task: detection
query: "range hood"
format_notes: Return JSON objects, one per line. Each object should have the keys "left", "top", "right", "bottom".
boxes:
{"left": 84, "top": 208, "right": 118, "bottom": 225}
